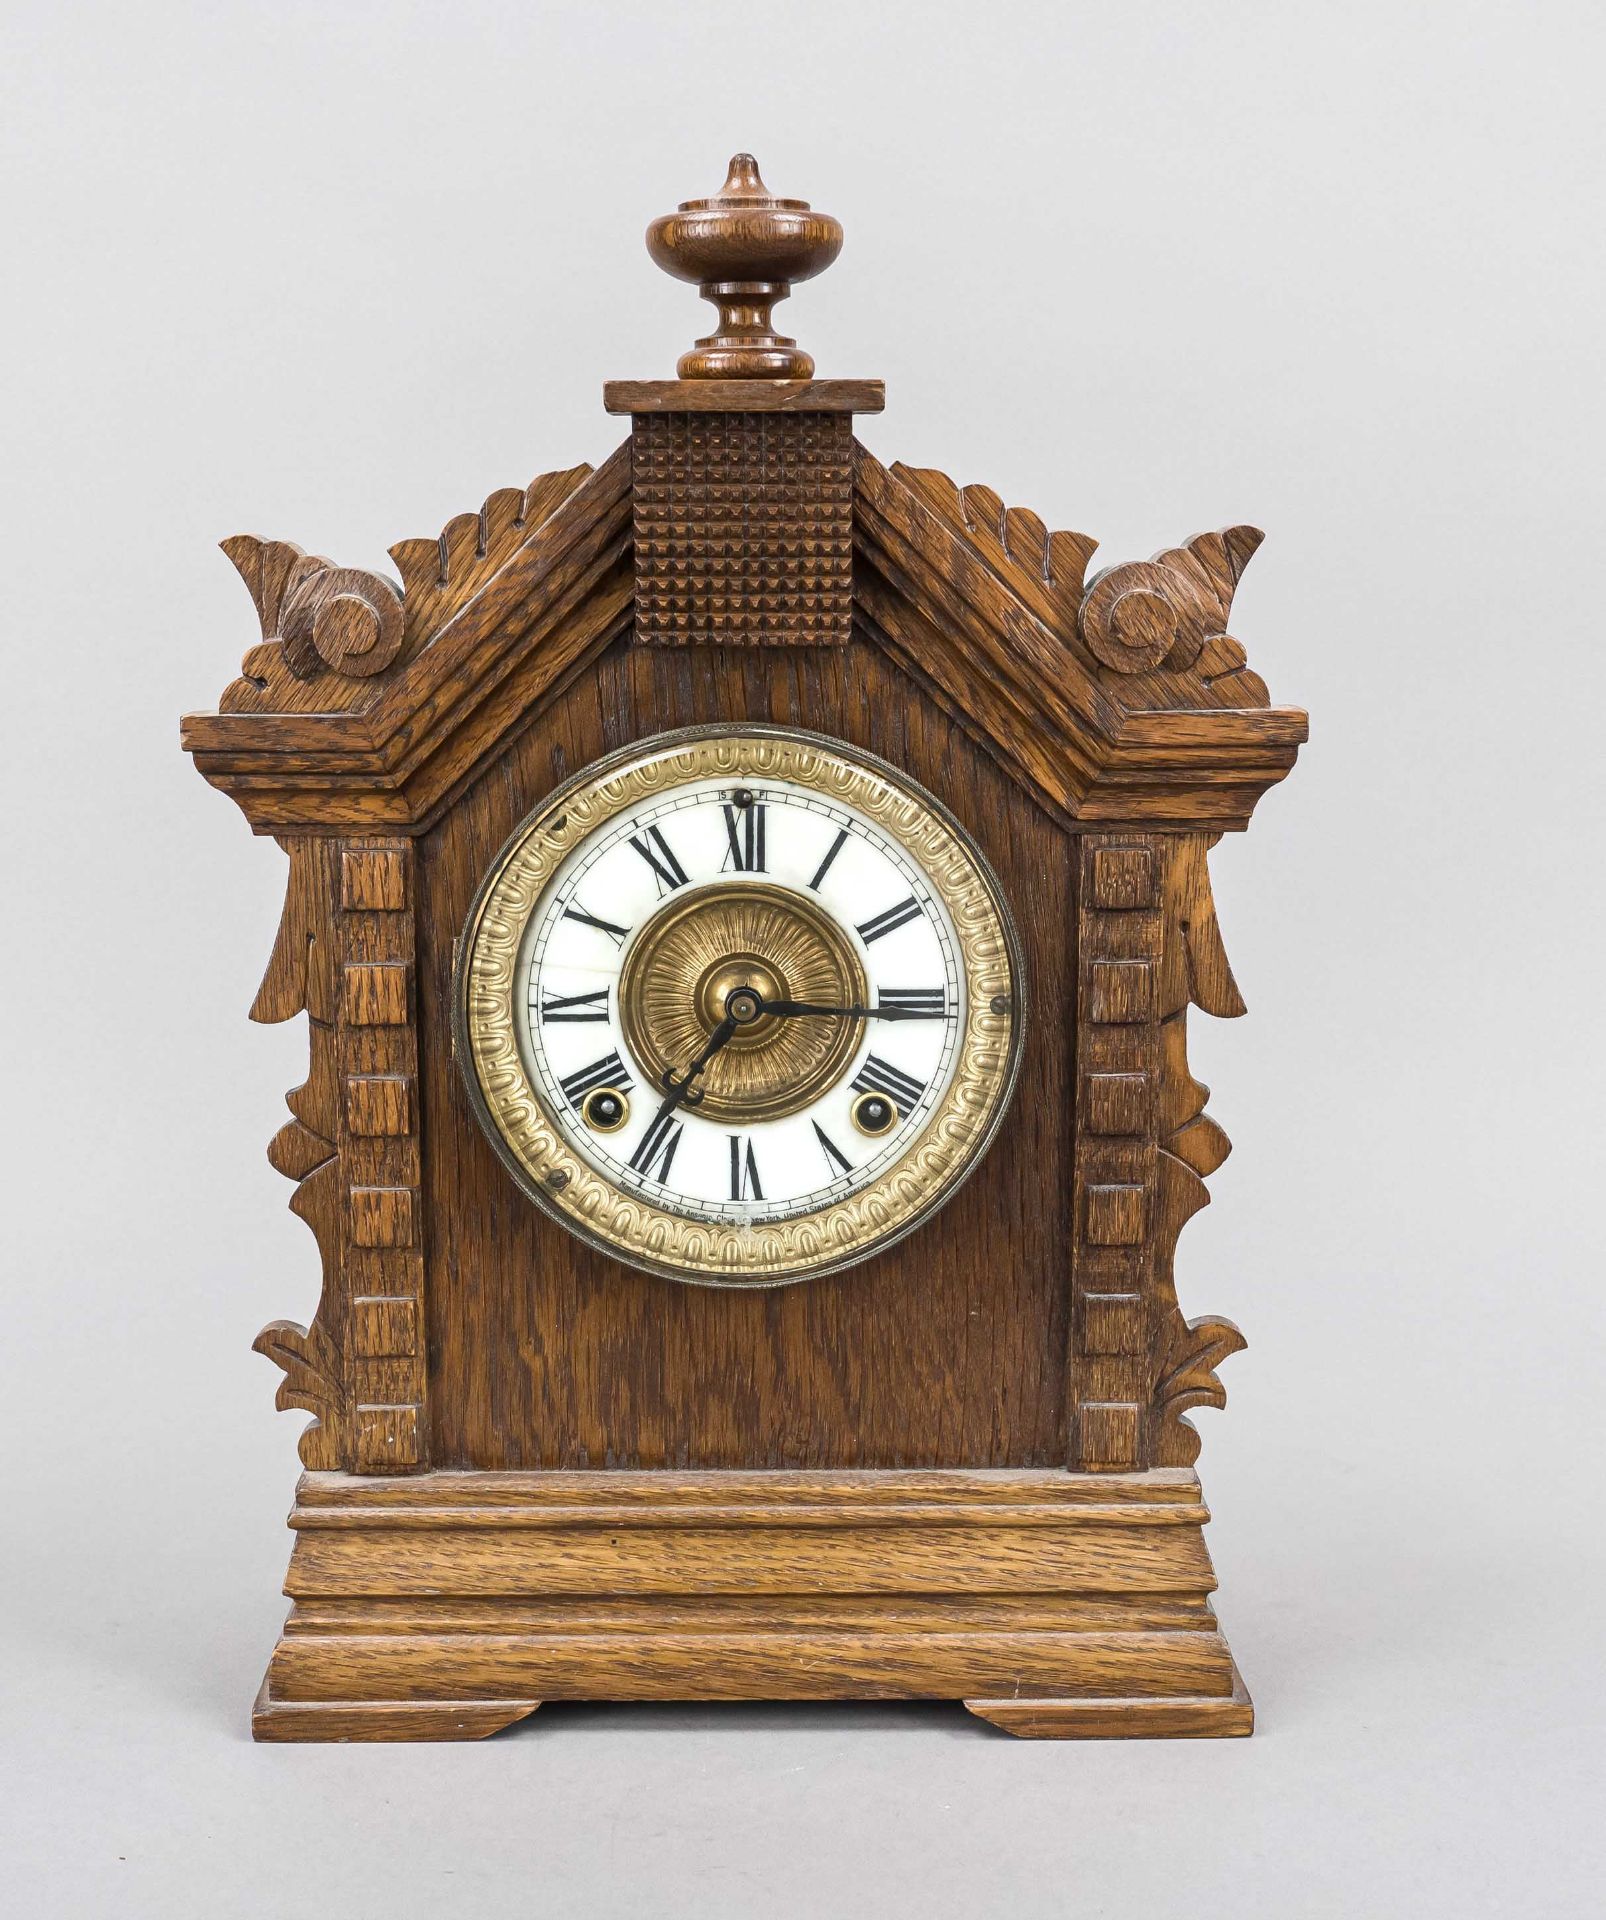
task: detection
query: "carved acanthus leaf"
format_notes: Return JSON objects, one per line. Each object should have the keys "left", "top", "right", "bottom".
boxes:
{"left": 1079, "top": 525, "right": 1270, "bottom": 708}
{"left": 1160, "top": 833, "right": 1247, "bottom": 1022}
{"left": 222, "top": 535, "right": 325, "bottom": 638}
{"left": 1153, "top": 1314, "right": 1248, "bottom": 1462}
{"left": 267, "top": 1115, "right": 332, "bottom": 1181}
{"left": 1159, "top": 1015, "right": 1234, "bottom": 1179}
{"left": 220, "top": 536, "right": 406, "bottom": 715}
{"left": 251, "top": 839, "right": 335, "bottom": 1024}
{"left": 214, "top": 462, "right": 593, "bottom": 719}
{"left": 252, "top": 1316, "right": 346, "bottom": 1469}
{"left": 1151, "top": 833, "right": 1249, "bottom": 1466}
{"left": 251, "top": 839, "right": 348, "bottom": 1471}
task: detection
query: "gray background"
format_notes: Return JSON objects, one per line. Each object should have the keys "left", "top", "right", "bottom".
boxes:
{"left": 4, "top": 1, "right": 1602, "bottom": 1913}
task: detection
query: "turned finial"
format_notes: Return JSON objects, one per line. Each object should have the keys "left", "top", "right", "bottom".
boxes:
{"left": 645, "top": 154, "right": 844, "bottom": 379}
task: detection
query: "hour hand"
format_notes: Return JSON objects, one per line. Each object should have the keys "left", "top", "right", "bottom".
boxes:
{"left": 653, "top": 1012, "right": 739, "bottom": 1115}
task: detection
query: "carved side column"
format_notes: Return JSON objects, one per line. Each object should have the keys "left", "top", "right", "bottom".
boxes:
{"left": 251, "top": 836, "right": 427, "bottom": 1472}
{"left": 251, "top": 840, "right": 349, "bottom": 1467}
{"left": 336, "top": 838, "right": 427, "bottom": 1473}
{"left": 1068, "top": 831, "right": 1248, "bottom": 1472}
{"left": 1069, "top": 834, "right": 1165, "bottom": 1470}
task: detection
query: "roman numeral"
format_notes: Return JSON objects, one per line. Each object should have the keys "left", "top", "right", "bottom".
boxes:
{"left": 562, "top": 902, "right": 631, "bottom": 947}
{"left": 628, "top": 824, "right": 689, "bottom": 896}
{"left": 807, "top": 827, "right": 849, "bottom": 892}
{"left": 812, "top": 1120, "right": 853, "bottom": 1179}
{"left": 728, "top": 1135, "right": 764, "bottom": 1201}
{"left": 721, "top": 801, "right": 766, "bottom": 872}
{"left": 539, "top": 988, "right": 610, "bottom": 1023}
{"left": 628, "top": 1109, "right": 683, "bottom": 1183}
{"left": 558, "top": 1051, "right": 634, "bottom": 1108}
{"left": 877, "top": 987, "right": 947, "bottom": 1017}
{"left": 856, "top": 895, "right": 924, "bottom": 944}
{"left": 851, "top": 1053, "right": 927, "bottom": 1118}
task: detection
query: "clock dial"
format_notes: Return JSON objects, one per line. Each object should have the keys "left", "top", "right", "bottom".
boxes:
{"left": 456, "top": 726, "right": 1022, "bottom": 1285}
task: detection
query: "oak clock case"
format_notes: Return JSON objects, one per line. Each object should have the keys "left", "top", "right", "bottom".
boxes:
{"left": 182, "top": 154, "right": 1307, "bottom": 1742}
{"left": 454, "top": 725, "right": 1024, "bottom": 1286}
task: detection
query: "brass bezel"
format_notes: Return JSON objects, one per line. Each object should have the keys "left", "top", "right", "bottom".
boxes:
{"left": 453, "top": 724, "right": 1025, "bottom": 1287}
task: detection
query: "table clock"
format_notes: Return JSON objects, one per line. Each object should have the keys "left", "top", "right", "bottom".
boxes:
{"left": 182, "top": 156, "right": 1306, "bottom": 1740}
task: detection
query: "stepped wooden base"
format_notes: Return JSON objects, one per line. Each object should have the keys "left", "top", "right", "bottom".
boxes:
{"left": 965, "top": 1660, "right": 1253, "bottom": 1738}
{"left": 253, "top": 1467, "right": 1250, "bottom": 1742}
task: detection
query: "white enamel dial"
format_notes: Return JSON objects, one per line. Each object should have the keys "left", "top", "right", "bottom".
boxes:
{"left": 518, "top": 775, "right": 962, "bottom": 1226}
{"left": 457, "top": 726, "right": 1022, "bottom": 1286}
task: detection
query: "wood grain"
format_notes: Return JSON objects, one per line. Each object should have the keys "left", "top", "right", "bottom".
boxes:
{"left": 604, "top": 379, "right": 883, "bottom": 414}
{"left": 254, "top": 1467, "right": 1243, "bottom": 1741}
{"left": 185, "top": 176, "right": 1303, "bottom": 1739}
{"left": 252, "top": 1683, "right": 540, "bottom": 1744}
{"left": 852, "top": 449, "right": 1306, "bottom": 831}
{"left": 183, "top": 444, "right": 1303, "bottom": 837}
{"left": 416, "top": 637, "right": 1074, "bottom": 1470}
{"left": 250, "top": 836, "right": 427, "bottom": 1472}
{"left": 338, "top": 838, "right": 426, "bottom": 1472}
{"left": 183, "top": 447, "right": 635, "bottom": 831}
{"left": 218, "top": 539, "right": 406, "bottom": 717}
{"left": 644, "top": 154, "right": 843, "bottom": 380}
{"left": 1070, "top": 834, "right": 1163, "bottom": 1469}
{"left": 631, "top": 411, "right": 853, "bottom": 644}
{"left": 1068, "top": 832, "right": 1248, "bottom": 1470}
{"left": 966, "top": 1660, "right": 1253, "bottom": 1739}
{"left": 1150, "top": 833, "right": 1249, "bottom": 1466}
{"left": 249, "top": 838, "right": 347, "bottom": 1469}
{"left": 389, "top": 466, "right": 593, "bottom": 660}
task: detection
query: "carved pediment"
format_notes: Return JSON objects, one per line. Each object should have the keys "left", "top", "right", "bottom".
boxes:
{"left": 184, "top": 447, "right": 633, "bottom": 829}
{"left": 852, "top": 451, "right": 1304, "bottom": 831}
{"left": 184, "top": 432, "right": 1303, "bottom": 837}
{"left": 218, "top": 464, "right": 594, "bottom": 717}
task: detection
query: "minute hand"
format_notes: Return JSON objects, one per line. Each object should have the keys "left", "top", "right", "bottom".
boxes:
{"left": 755, "top": 997, "right": 936, "bottom": 1022}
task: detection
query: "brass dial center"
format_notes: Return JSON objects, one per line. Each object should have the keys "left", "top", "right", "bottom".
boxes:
{"left": 697, "top": 955, "right": 785, "bottom": 1047}
{"left": 618, "top": 883, "right": 867, "bottom": 1124}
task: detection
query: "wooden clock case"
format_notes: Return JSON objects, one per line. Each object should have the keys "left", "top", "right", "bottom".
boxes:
{"left": 182, "top": 158, "right": 1305, "bottom": 1741}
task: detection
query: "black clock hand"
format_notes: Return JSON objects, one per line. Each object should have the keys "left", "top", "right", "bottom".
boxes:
{"left": 649, "top": 1010, "right": 740, "bottom": 1121}
{"left": 748, "top": 996, "right": 937, "bottom": 1022}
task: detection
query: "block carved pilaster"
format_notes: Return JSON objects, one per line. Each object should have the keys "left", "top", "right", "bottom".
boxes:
{"left": 335, "top": 839, "right": 426, "bottom": 1472}
{"left": 250, "top": 836, "right": 427, "bottom": 1472}
{"left": 1070, "top": 835, "right": 1164, "bottom": 1470}
{"left": 1069, "top": 832, "right": 1246, "bottom": 1470}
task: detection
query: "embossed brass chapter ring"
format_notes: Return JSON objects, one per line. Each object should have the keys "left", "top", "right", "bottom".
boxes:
{"left": 454, "top": 725, "right": 1025, "bottom": 1285}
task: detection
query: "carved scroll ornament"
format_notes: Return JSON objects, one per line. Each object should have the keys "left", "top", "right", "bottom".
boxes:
{"left": 220, "top": 538, "right": 404, "bottom": 712}
{"left": 863, "top": 457, "right": 1272, "bottom": 717}
{"left": 217, "top": 463, "right": 592, "bottom": 715}
{"left": 1078, "top": 525, "right": 1266, "bottom": 696}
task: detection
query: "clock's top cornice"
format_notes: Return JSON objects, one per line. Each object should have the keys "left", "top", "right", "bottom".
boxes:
{"left": 603, "top": 380, "right": 884, "bottom": 415}
{"left": 180, "top": 156, "right": 1306, "bottom": 837}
